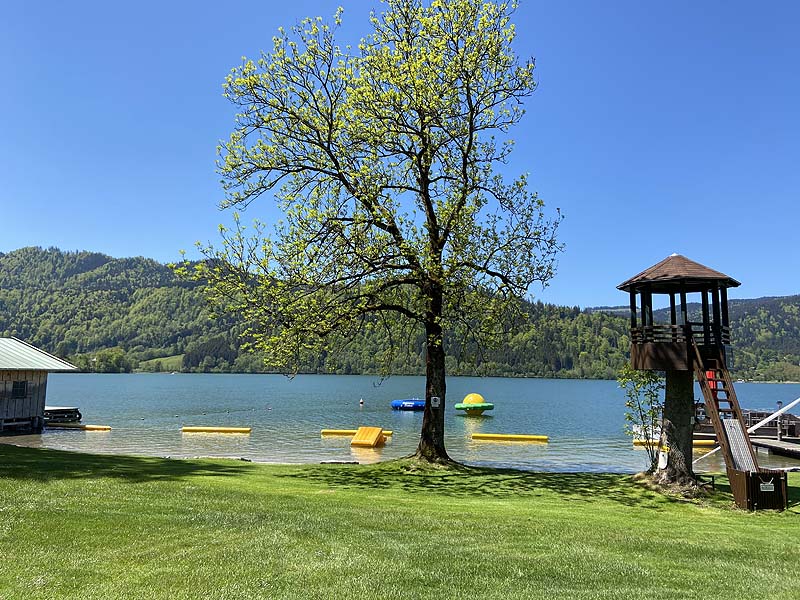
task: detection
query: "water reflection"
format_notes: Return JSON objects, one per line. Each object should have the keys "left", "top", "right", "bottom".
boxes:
{"left": 349, "top": 445, "right": 386, "bottom": 464}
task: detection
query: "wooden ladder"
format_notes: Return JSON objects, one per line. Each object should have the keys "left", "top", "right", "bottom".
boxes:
{"left": 690, "top": 338, "right": 759, "bottom": 473}
{"left": 690, "top": 338, "right": 787, "bottom": 511}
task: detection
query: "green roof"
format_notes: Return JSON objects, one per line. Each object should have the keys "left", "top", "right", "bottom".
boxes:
{"left": 0, "top": 338, "right": 78, "bottom": 372}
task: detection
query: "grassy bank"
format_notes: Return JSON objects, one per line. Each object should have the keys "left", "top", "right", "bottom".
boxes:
{"left": 0, "top": 445, "right": 798, "bottom": 599}
{"left": 136, "top": 354, "right": 184, "bottom": 372}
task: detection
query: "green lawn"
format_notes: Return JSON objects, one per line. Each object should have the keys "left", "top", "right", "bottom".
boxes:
{"left": 0, "top": 444, "right": 798, "bottom": 600}
{"left": 136, "top": 354, "right": 184, "bottom": 372}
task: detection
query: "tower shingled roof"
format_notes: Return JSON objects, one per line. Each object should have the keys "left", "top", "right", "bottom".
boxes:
{"left": 617, "top": 254, "right": 740, "bottom": 293}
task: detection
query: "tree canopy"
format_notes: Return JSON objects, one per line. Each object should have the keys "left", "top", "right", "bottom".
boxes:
{"left": 189, "top": 0, "right": 563, "bottom": 460}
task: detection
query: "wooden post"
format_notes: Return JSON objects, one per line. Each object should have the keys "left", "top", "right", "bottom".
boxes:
{"left": 711, "top": 285, "right": 722, "bottom": 346}
{"left": 644, "top": 288, "right": 653, "bottom": 330}
{"left": 721, "top": 287, "right": 729, "bottom": 328}
{"left": 669, "top": 293, "right": 677, "bottom": 341}
{"left": 629, "top": 291, "right": 637, "bottom": 330}
{"left": 681, "top": 285, "right": 690, "bottom": 367}
{"left": 720, "top": 286, "right": 730, "bottom": 365}
{"left": 680, "top": 288, "right": 688, "bottom": 325}
{"left": 640, "top": 290, "right": 647, "bottom": 328}
{"left": 701, "top": 290, "right": 711, "bottom": 346}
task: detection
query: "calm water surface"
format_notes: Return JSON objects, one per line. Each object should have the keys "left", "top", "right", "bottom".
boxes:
{"left": 5, "top": 374, "right": 800, "bottom": 473}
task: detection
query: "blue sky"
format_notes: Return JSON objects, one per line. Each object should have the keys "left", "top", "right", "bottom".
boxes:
{"left": 2, "top": 1, "right": 798, "bottom": 307}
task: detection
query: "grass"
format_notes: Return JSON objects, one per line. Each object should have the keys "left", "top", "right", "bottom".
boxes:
{"left": 136, "top": 354, "right": 184, "bottom": 372}
{"left": 0, "top": 444, "right": 798, "bottom": 600}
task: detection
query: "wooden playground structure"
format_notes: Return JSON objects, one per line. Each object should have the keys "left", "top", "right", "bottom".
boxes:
{"left": 619, "top": 254, "right": 788, "bottom": 510}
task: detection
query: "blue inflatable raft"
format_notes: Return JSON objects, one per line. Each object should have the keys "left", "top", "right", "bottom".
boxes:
{"left": 391, "top": 398, "right": 426, "bottom": 411}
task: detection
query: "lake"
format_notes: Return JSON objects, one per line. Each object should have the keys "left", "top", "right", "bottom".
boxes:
{"left": 5, "top": 374, "right": 800, "bottom": 473}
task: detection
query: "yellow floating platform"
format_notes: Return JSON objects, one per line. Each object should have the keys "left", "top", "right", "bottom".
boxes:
{"left": 471, "top": 433, "right": 548, "bottom": 442}
{"left": 693, "top": 439, "right": 717, "bottom": 447}
{"left": 321, "top": 429, "right": 393, "bottom": 436}
{"left": 350, "top": 426, "right": 386, "bottom": 448}
{"left": 46, "top": 423, "right": 111, "bottom": 431}
{"left": 182, "top": 426, "right": 252, "bottom": 434}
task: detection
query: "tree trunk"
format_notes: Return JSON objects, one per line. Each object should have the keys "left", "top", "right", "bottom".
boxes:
{"left": 654, "top": 369, "right": 695, "bottom": 485}
{"left": 415, "top": 288, "right": 450, "bottom": 463}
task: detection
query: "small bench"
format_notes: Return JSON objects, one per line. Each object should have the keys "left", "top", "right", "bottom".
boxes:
{"left": 696, "top": 473, "right": 716, "bottom": 490}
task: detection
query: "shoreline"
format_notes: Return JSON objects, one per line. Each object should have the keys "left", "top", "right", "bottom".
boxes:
{"left": 57, "top": 371, "right": 800, "bottom": 385}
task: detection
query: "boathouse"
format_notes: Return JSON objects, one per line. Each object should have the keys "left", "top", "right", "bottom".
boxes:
{"left": 0, "top": 338, "right": 77, "bottom": 432}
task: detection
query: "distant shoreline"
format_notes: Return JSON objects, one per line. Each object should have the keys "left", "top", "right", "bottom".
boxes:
{"left": 55, "top": 371, "right": 800, "bottom": 385}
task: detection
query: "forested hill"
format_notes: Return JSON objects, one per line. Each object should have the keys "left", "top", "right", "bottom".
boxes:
{"left": 655, "top": 297, "right": 800, "bottom": 381}
{"left": 1, "top": 247, "right": 798, "bottom": 380}
{"left": 0, "top": 247, "right": 236, "bottom": 372}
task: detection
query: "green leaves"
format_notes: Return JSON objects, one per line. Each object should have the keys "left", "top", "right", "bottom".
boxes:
{"left": 206, "top": 0, "right": 563, "bottom": 375}
{"left": 618, "top": 363, "right": 665, "bottom": 472}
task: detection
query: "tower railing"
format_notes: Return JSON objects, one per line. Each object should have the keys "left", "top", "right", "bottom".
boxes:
{"left": 630, "top": 323, "right": 730, "bottom": 345}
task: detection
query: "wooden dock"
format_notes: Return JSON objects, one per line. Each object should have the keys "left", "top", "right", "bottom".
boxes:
{"left": 751, "top": 437, "right": 800, "bottom": 460}
{"left": 43, "top": 406, "right": 82, "bottom": 423}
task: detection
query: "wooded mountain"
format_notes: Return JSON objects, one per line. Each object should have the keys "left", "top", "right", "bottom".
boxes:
{"left": 1, "top": 247, "right": 798, "bottom": 380}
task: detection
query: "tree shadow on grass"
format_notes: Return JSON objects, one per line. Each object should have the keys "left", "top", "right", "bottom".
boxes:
{"left": 281, "top": 458, "right": 687, "bottom": 509}
{"left": 0, "top": 443, "right": 253, "bottom": 484}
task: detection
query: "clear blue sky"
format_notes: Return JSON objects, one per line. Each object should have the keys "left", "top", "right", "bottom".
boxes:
{"left": 2, "top": 1, "right": 798, "bottom": 307}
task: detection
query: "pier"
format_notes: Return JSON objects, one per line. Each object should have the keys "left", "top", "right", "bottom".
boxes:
{"left": 43, "top": 406, "right": 82, "bottom": 423}
{"left": 751, "top": 437, "right": 800, "bottom": 461}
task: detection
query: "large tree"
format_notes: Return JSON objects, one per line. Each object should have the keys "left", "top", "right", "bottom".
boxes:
{"left": 192, "top": 0, "right": 562, "bottom": 462}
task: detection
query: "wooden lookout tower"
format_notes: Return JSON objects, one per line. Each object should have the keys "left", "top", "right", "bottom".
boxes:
{"left": 618, "top": 254, "right": 787, "bottom": 511}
